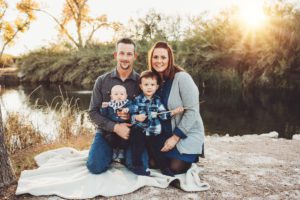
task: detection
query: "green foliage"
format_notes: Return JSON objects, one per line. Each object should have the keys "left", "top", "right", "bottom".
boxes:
{"left": 18, "top": 44, "right": 115, "bottom": 87}
{"left": 17, "top": 0, "right": 300, "bottom": 91}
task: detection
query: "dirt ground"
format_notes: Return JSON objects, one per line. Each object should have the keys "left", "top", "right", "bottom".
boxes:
{"left": 1, "top": 132, "right": 300, "bottom": 200}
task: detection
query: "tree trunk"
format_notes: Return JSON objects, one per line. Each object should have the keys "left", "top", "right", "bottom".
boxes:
{"left": 0, "top": 106, "right": 15, "bottom": 188}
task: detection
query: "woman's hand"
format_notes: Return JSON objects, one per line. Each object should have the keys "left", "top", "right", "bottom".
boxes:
{"left": 161, "top": 135, "right": 180, "bottom": 152}
{"left": 171, "top": 106, "right": 184, "bottom": 116}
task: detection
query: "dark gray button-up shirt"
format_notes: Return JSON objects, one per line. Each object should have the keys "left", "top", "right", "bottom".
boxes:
{"left": 88, "top": 68, "right": 140, "bottom": 132}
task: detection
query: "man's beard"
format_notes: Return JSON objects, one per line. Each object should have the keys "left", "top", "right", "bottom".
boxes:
{"left": 119, "top": 61, "right": 131, "bottom": 70}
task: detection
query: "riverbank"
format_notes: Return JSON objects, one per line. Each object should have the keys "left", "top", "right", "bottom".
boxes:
{"left": 1, "top": 132, "right": 299, "bottom": 199}
{"left": 0, "top": 67, "right": 19, "bottom": 84}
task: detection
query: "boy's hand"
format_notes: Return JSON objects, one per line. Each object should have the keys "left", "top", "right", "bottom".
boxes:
{"left": 135, "top": 114, "right": 147, "bottom": 122}
{"left": 122, "top": 108, "right": 129, "bottom": 113}
{"left": 101, "top": 102, "right": 109, "bottom": 108}
{"left": 171, "top": 107, "right": 184, "bottom": 116}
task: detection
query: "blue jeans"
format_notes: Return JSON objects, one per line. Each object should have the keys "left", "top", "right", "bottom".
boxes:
{"left": 86, "top": 131, "right": 149, "bottom": 174}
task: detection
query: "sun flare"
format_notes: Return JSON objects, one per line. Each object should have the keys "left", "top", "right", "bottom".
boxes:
{"left": 237, "top": 0, "right": 267, "bottom": 28}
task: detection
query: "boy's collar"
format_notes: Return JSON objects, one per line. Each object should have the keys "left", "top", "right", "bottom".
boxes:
{"left": 139, "top": 93, "right": 159, "bottom": 102}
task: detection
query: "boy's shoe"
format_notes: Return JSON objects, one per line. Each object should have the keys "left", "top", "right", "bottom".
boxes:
{"left": 113, "top": 148, "right": 125, "bottom": 161}
{"left": 130, "top": 166, "right": 150, "bottom": 176}
{"left": 161, "top": 168, "right": 174, "bottom": 177}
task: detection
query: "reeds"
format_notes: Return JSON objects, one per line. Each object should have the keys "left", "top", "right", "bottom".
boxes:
{"left": 3, "top": 86, "right": 94, "bottom": 154}
{"left": 4, "top": 112, "right": 44, "bottom": 154}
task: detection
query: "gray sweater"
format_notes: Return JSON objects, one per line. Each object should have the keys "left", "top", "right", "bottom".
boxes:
{"left": 168, "top": 72, "right": 205, "bottom": 154}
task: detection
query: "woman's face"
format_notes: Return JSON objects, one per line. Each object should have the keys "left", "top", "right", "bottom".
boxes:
{"left": 151, "top": 48, "right": 169, "bottom": 74}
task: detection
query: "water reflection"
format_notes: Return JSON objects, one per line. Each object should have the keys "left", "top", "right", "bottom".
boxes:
{"left": 201, "top": 89, "right": 300, "bottom": 139}
{"left": 18, "top": 84, "right": 92, "bottom": 111}
{"left": 0, "top": 87, "right": 59, "bottom": 140}
{"left": 1, "top": 84, "right": 299, "bottom": 139}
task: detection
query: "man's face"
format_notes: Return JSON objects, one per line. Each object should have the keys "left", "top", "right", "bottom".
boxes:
{"left": 114, "top": 43, "right": 136, "bottom": 71}
{"left": 139, "top": 77, "right": 159, "bottom": 99}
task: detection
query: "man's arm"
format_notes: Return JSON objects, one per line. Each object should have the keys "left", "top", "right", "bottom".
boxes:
{"left": 89, "top": 76, "right": 131, "bottom": 140}
{"left": 88, "top": 76, "right": 116, "bottom": 132}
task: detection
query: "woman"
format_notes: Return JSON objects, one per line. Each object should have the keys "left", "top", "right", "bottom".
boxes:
{"left": 148, "top": 41, "right": 205, "bottom": 174}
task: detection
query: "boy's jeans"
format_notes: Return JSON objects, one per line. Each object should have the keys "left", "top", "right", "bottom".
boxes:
{"left": 86, "top": 131, "right": 148, "bottom": 174}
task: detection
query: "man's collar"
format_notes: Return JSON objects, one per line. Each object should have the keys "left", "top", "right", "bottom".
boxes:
{"left": 111, "top": 68, "right": 138, "bottom": 81}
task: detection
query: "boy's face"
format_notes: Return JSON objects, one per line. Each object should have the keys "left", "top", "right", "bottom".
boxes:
{"left": 139, "top": 77, "right": 159, "bottom": 99}
{"left": 110, "top": 86, "right": 128, "bottom": 101}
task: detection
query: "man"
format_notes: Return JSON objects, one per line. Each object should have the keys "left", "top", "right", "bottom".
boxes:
{"left": 86, "top": 38, "right": 148, "bottom": 174}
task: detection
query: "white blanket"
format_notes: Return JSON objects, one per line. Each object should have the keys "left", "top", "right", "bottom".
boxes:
{"left": 16, "top": 147, "right": 209, "bottom": 199}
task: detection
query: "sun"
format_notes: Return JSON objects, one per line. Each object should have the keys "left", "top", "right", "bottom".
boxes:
{"left": 237, "top": 0, "right": 267, "bottom": 28}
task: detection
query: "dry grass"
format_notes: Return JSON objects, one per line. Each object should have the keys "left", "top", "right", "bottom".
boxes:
{"left": 4, "top": 87, "right": 94, "bottom": 153}
{"left": 4, "top": 109, "right": 94, "bottom": 177}
{"left": 1, "top": 133, "right": 94, "bottom": 200}
{"left": 10, "top": 133, "right": 94, "bottom": 177}
{"left": 1, "top": 87, "right": 96, "bottom": 199}
{"left": 56, "top": 100, "right": 94, "bottom": 140}
{"left": 3, "top": 88, "right": 95, "bottom": 175}
{"left": 47, "top": 87, "right": 94, "bottom": 141}
{"left": 4, "top": 112, "right": 44, "bottom": 154}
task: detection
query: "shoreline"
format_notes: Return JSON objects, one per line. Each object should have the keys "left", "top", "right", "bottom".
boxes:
{"left": 0, "top": 67, "right": 20, "bottom": 83}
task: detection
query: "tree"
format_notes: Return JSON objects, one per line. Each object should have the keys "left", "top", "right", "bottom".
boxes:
{"left": 0, "top": 0, "right": 37, "bottom": 187}
{"left": 31, "top": 0, "right": 120, "bottom": 49}
{"left": 0, "top": 106, "right": 15, "bottom": 188}
{"left": 126, "top": 10, "right": 167, "bottom": 42}
{"left": 0, "top": 0, "right": 38, "bottom": 61}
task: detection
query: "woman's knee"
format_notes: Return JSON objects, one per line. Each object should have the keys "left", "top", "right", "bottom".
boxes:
{"left": 169, "top": 159, "right": 191, "bottom": 174}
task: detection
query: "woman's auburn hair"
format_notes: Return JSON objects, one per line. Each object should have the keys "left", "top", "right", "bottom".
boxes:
{"left": 148, "top": 41, "right": 184, "bottom": 80}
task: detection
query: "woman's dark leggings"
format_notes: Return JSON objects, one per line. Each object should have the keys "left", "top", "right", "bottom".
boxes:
{"left": 147, "top": 137, "right": 192, "bottom": 174}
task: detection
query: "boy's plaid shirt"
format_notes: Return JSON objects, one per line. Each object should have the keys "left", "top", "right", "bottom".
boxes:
{"left": 130, "top": 94, "right": 171, "bottom": 136}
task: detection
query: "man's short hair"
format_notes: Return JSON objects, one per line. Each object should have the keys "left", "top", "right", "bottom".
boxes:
{"left": 139, "top": 70, "right": 161, "bottom": 85}
{"left": 116, "top": 38, "right": 136, "bottom": 52}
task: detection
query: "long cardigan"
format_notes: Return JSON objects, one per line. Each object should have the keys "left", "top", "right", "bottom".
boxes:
{"left": 168, "top": 71, "right": 205, "bottom": 154}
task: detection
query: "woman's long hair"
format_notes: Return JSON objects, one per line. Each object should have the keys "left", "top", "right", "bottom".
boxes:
{"left": 148, "top": 41, "right": 184, "bottom": 80}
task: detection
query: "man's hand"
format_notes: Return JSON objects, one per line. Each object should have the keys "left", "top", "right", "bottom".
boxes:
{"left": 135, "top": 114, "right": 147, "bottom": 122}
{"left": 101, "top": 102, "right": 109, "bottom": 108}
{"left": 161, "top": 135, "right": 180, "bottom": 152}
{"left": 113, "top": 123, "right": 131, "bottom": 140}
{"left": 117, "top": 110, "right": 130, "bottom": 120}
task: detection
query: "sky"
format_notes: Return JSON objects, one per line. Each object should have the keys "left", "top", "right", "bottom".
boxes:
{"left": 1, "top": 0, "right": 299, "bottom": 56}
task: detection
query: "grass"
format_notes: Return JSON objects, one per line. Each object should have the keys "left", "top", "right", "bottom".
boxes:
{"left": 3, "top": 90, "right": 95, "bottom": 177}
{"left": 4, "top": 112, "right": 44, "bottom": 154}
{"left": 10, "top": 133, "right": 93, "bottom": 177}
{"left": 0, "top": 133, "right": 94, "bottom": 200}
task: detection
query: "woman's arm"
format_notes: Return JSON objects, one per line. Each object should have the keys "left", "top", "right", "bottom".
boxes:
{"left": 173, "top": 72, "right": 199, "bottom": 137}
{"left": 161, "top": 72, "right": 200, "bottom": 152}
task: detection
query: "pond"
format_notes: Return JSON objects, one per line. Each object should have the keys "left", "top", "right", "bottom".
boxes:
{"left": 1, "top": 83, "right": 299, "bottom": 139}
